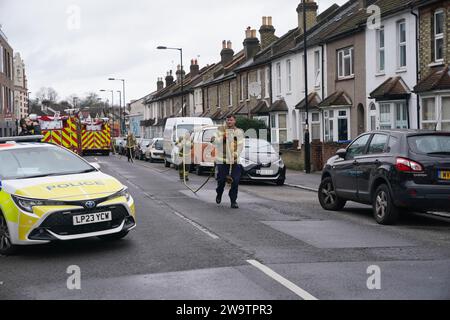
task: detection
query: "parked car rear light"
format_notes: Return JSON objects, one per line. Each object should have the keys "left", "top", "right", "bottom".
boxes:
{"left": 396, "top": 158, "right": 424, "bottom": 172}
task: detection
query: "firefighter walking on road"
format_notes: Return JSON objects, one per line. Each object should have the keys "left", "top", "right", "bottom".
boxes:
{"left": 176, "top": 132, "right": 192, "bottom": 181}
{"left": 212, "top": 115, "right": 244, "bottom": 209}
{"left": 126, "top": 131, "right": 137, "bottom": 163}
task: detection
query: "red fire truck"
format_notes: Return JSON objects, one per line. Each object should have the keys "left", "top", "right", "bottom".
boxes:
{"left": 39, "top": 115, "right": 111, "bottom": 156}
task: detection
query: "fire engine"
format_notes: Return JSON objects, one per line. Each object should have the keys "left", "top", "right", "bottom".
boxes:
{"left": 38, "top": 114, "right": 111, "bottom": 156}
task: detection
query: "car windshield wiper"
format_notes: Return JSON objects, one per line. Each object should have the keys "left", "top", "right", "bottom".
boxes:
{"left": 426, "top": 152, "right": 450, "bottom": 155}
{"left": 16, "top": 168, "right": 97, "bottom": 180}
{"left": 16, "top": 173, "right": 67, "bottom": 179}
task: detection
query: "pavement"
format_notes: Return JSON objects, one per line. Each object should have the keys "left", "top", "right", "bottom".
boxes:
{"left": 1, "top": 154, "right": 449, "bottom": 300}
{"left": 285, "top": 169, "right": 322, "bottom": 191}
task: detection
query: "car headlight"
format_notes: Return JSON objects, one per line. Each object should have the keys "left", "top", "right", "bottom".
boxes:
{"left": 116, "top": 188, "right": 131, "bottom": 202}
{"left": 11, "top": 195, "right": 65, "bottom": 214}
{"left": 274, "top": 158, "right": 285, "bottom": 168}
{"left": 240, "top": 157, "right": 256, "bottom": 167}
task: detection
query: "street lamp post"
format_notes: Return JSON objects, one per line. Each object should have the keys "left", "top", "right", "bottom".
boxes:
{"left": 302, "top": 0, "right": 311, "bottom": 174}
{"left": 117, "top": 90, "right": 122, "bottom": 138}
{"left": 157, "top": 46, "right": 184, "bottom": 117}
{"left": 108, "top": 78, "right": 126, "bottom": 135}
{"left": 100, "top": 89, "right": 114, "bottom": 135}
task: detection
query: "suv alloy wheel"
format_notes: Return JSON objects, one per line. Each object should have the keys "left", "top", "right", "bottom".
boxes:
{"left": 373, "top": 184, "right": 399, "bottom": 225}
{"left": 318, "top": 177, "right": 347, "bottom": 211}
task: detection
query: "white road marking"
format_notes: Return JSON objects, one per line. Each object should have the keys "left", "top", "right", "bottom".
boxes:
{"left": 247, "top": 259, "right": 318, "bottom": 300}
{"left": 171, "top": 210, "right": 220, "bottom": 240}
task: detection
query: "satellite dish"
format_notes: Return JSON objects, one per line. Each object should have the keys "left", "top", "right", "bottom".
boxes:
{"left": 248, "top": 82, "right": 261, "bottom": 98}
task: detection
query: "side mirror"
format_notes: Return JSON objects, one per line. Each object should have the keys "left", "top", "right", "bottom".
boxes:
{"left": 90, "top": 162, "right": 101, "bottom": 170}
{"left": 279, "top": 152, "right": 283, "bottom": 156}
{"left": 336, "top": 148, "right": 347, "bottom": 159}
{"left": 210, "top": 137, "right": 216, "bottom": 143}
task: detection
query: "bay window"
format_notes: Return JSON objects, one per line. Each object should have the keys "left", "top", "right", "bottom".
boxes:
{"left": 421, "top": 97, "right": 437, "bottom": 130}
{"left": 379, "top": 102, "right": 408, "bottom": 129}
{"left": 270, "top": 113, "right": 288, "bottom": 144}
{"left": 422, "top": 96, "right": 450, "bottom": 131}
{"left": 311, "top": 112, "right": 321, "bottom": 140}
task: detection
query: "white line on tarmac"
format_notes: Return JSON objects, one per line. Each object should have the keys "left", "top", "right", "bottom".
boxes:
{"left": 247, "top": 259, "right": 318, "bottom": 300}
{"left": 142, "top": 192, "right": 220, "bottom": 240}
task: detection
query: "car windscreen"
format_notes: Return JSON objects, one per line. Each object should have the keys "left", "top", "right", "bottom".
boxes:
{"left": 154, "top": 140, "right": 163, "bottom": 150}
{"left": 0, "top": 147, "right": 95, "bottom": 180}
{"left": 177, "top": 125, "right": 194, "bottom": 138}
{"left": 408, "top": 134, "right": 450, "bottom": 155}
{"left": 203, "top": 129, "right": 217, "bottom": 142}
{"left": 244, "top": 140, "right": 277, "bottom": 154}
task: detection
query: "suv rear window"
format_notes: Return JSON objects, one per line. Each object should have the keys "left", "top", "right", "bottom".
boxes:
{"left": 408, "top": 134, "right": 450, "bottom": 155}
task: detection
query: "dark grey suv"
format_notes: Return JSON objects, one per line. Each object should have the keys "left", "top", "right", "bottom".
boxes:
{"left": 318, "top": 130, "right": 450, "bottom": 224}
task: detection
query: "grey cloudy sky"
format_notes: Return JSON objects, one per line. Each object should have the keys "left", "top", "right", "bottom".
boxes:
{"left": 0, "top": 0, "right": 347, "bottom": 104}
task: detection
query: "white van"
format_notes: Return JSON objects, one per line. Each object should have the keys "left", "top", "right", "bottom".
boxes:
{"left": 163, "top": 117, "right": 213, "bottom": 167}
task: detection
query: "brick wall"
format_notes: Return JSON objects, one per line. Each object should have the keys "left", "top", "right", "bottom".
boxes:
{"left": 418, "top": 1, "right": 450, "bottom": 79}
{"left": 280, "top": 148, "right": 305, "bottom": 171}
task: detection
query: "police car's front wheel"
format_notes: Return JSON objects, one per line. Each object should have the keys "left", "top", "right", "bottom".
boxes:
{"left": 0, "top": 213, "right": 17, "bottom": 256}
{"left": 98, "top": 230, "right": 129, "bottom": 241}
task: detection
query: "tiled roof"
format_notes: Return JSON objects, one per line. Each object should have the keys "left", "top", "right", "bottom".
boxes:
{"left": 414, "top": 65, "right": 450, "bottom": 93}
{"left": 295, "top": 92, "right": 322, "bottom": 110}
{"left": 370, "top": 76, "right": 411, "bottom": 101}
{"left": 269, "top": 99, "right": 289, "bottom": 112}
{"left": 250, "top": 100, "right": 270, "bottom": 114}
{"left": 318, "top": 91, "right": 352, "bottom": 107}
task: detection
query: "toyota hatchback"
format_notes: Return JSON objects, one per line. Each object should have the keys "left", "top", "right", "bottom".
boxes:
{"left": 0, "top": 136, "right": 136, "bottom": 255}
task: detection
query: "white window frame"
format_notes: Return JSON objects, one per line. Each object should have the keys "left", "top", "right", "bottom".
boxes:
{"left": 314, "top": 50, "right": 321, "bottom": 88}
{"left": 246, "top": 73, "right": 251, "bottom": 101}
{"left": 310, "top": 111, "right": 321, "bottom": 141}
{"left": 256, "top": 69, "right": 262, "bottom": 99}
{"left": 265, "top": 67, "right": 270, "bottom": 98}
{"left": 376, "top": 26, "right": 385, "bottom": 73}
{"left": 397, "top": 20, "right": 407, "bottom": 69}
{"left": 337, "top": 109, "right": 350, "bottom": 142}
{"left": 323, "top": 108, "right": 349, "bottom": 142}
{"left": 286, "top": 59, "right": 292, "bottom": 93}
{"left": 337, "top": 47, "right": 354, "bottom": 79}
{"left": 421, "top": 95, "right": 450, "bottom": 130}
{"left": 324, "top": 110, "right": 335, "bottom": 142}
{"left": 270, "top": 112, "right": 288, "bottom": 144}
{"left": 0, "top": 45, "right": 3, "bottom": 74}
{"left": 276, "top": 62, "right": 282, "bottom": 96}
{"left": 229, "top": 82, "right": 233, "bottom": 107}
{"left": 240, "top": 75, "right": 245, "bottom": 101}
{"left": 434, "top": 9, "right": 444, "bottom": 63}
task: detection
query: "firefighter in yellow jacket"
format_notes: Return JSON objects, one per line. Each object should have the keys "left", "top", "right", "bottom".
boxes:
{"left": 211, "top": 115, "right": 244, "bottom": 209}
{"left": 176, "top": 131, "right": 192, "bottom": 181}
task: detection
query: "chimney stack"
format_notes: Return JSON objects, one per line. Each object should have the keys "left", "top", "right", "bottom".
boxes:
{"left": 243, "top": 27, "right": 260, "bottom": 60}
{"left": 296, "top": 0, "right": 318, "bottom": 34}
{"left": 165, "top": 70, "right": 174, "bottom": 87}
{"left": 157, "top": 77, "right": 164, "bottom": 91}
{"left": 175, "top": 65, "right": 185, "bottom": 83}
{"left": 190, "top": 59, "right": 200, "bottom": 77}
{"left": 220, "top": 40, "right": 234, "bottom": 66}
{"left": 259, "top": 16, "right": 277, "bottom": 50}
